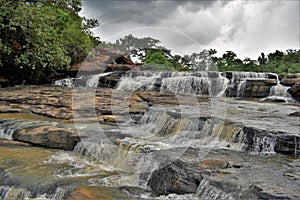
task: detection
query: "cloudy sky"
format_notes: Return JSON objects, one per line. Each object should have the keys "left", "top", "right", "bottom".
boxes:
{"left": 80, "top": 0, "right": 299, "bottom": 59}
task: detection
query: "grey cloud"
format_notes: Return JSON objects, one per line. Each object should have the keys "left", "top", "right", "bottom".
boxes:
{"left": 82, "top": 0, "right": 226, "bottom": 24}
{"left": 81, "top": 0, "right": 299, "bottom": 59}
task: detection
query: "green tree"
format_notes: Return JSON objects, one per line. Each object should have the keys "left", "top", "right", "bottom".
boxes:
{"left": 141, "top": 49, "right": 173, "bottom": 71}
{"left": 0, "top": 0, "right": 99, "bottom": 84}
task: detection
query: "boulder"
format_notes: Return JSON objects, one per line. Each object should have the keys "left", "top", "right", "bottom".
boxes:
{"left": 288, "top": 81, "right": 300, "bottom": 102}
{"left": 147, "top": 159, "right": 202, "bottom": 196}
{"left": 13, "top": 126, "right": 80, "bottom": 150}
{"left": 280, "top": 78, "right": 300, "bottom": 86}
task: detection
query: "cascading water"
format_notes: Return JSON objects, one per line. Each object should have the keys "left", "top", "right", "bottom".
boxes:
{"left": 252, "top": 136, "right": 277, "bottom": 154}
{"left": 54, "top": 72, "right": 114, "bottom": 88}
{"left": 266, "top": 74, "right": 295, "bottom": 102}
{"left": 229, "top": 71, "right": 267, "bottom": 84}
{"left": 117, "top": 71, "right": 230, "bottom": 97}
{"left": 0, "top": 119, "right": 57, "bottom": 140}
{"left": 53, "top": 71, "right": 297, "bottom": 102}
{"left": 196, "top": 179, "right": 234, "bottom": 200}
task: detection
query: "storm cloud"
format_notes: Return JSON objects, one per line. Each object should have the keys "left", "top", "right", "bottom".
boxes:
{"left": 80, "top": 0, "right": 299, "bottom": 59}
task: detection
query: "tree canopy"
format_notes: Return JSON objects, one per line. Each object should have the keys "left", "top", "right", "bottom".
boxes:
{"left": 0, "top": 0, "right": 100, "bottom": 84}
{"left": 109, "top": 34, "right": 299, "bottom": 74}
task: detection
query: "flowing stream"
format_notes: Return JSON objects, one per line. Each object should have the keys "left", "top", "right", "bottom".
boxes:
{"left": 0, "top": 71, "right": 299, "bottom": 199}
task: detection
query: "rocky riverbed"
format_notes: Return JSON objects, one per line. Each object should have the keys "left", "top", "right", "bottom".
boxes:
{"left": 0, "top": 71, "right": 299, "bottom": 199}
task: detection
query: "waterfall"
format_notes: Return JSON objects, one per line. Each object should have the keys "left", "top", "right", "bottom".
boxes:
{"left": 117, "top": 71, "right": 229, "bottom": 97}
{"left": 53, "top": 71, "right": 296, "bottom": 102}
{"left": 0, "top": 186, "right": 31, "bottom": 200}
{"left": 252, "top": 136, "right": 277, "bottom": 154}
{"left": 86, "top": 72, "right": 114, "bottom": 88}
{"left": 262, "top": 73, "right": 296, "bottom": 102}
{"left": 229, "top": 72, "right": 267, "bottom": 84}
{"left": 196, "top": 179, "right": 234, "bottom": 200}
{"left": 236, "top": 80, "right": 246, "bottom": 97}
{"left": 267, "top": 84, "right": 294, "bottom": 103}
{"left": 54, "top": 72, "right": 114, "bottom": 88}
{"left": 54, "top": 78, "right": 75, "bottom": 87}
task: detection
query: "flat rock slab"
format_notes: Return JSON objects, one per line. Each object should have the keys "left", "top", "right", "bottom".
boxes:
{"left": 0, "top": 138, "right": 32, "bottom": 147}
{"left": 13, "top": 126, "right": 80, "bottom": 150}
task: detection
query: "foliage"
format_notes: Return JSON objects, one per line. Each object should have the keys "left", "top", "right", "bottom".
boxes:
{"left": 140, "top": 49, "right": 174, "bottom": 71}
{"left": 0, "top": 0, "right": 99, "bottom": 83}
{"left": 109, "top": 35, "right": 299, "bottom": 74}
{"left": 212, "top": 49, "right": 300, "bottom": 74}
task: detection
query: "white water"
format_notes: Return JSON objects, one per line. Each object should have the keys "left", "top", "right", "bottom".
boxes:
{"left": 85, "top": 72, "right": 114, "bottom": 88}
{"left": 252, "top": 136, "right": 277, "bottom": 154}
{"left": 196, "top": 179, "right": 234, "bottom": 200}
{"left": 53, "top": 71, "right": 296, "bottom": 102}
{"left": 54, "top": 72, "right": 114, "bottom": 88}
{"left": 230, "top": 71, "right": 267, "bottom": 84}
{"left": 117, "top": 71, "right": 230, "bottom": 97}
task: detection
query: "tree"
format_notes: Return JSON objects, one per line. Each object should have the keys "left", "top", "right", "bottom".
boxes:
{"left": 257, "top": 52, "right": 268, "bottom": 65}
{"left": 110, "top": 34, "right": 164, "bottom": 57}
{"left": 140, "top": 49, "right": 173, "bottom": 71}
{"left": 183, "top": 49, "right": 217, "bottom": 71}
{"left": 0, "top": 0, "right": 99, "bottom": 84}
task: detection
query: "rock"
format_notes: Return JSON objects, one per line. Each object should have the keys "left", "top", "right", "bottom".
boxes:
{"left": 242, "top": 126, "right": 300, "bottom": 156}
{"left": 98, "top": 71, "right": 124, "bottom": 88}
{"left": 13, "top": 126, "right": 80, "bottom": 150}
{"left": 266, "top": 73, "right": 278, "bottom": 80}
{"left": 31, "top": 105, "right": 72, "bottom": 120}
{"left": 241, "top": 79, "right": 277, "bottom": 98}
{"left": 279, "top": 73, "right": 300, "bottom": 80}
{"left": 67, "top": 186, "right": 131, "bottom": 200}
{"left": 0, "top": 106, "right": 22, "bottom": 113}
{"left": 281, "top": 78, "right": 300, "bottom": 86}
{"left": 253, "top": 184, "right": 300, "bottom": 200}
{"left": 147, "top": 159, "right": 202, "bottom": 196}
{"left": 198, "top": 159, "right": 228, "bottom": 169}
{"left": 69, "top": 48, "right": 136, "bottom": 74}
{"left": 288, "top": 111, "right": 300, "bottom": 117}
{"left": 279, "top": 73, "right": 300, "bottom": 86}
{"left": 288, "top": 81, "right": 300, "bottom": 101}
{"left": 0, "top": 76, "right": 9, "bottom": 86}
{"left": 0, "top": 138, "right": 32, "bottom": 147}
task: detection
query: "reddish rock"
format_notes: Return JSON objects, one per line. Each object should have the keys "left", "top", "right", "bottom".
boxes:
{"left": 13, "top": 126, "right": 80, "bottom": 150}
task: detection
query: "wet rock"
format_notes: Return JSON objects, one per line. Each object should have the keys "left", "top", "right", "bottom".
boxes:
{"left": 98, "top": 71, "right": 124, "bottom": 88}
{"left": 288, "top": 81, "right": 300, "bottom": 101}
{"left": 241, "top": 79, "right": 277, "bottom": 98}
{"left": 253, "top": 184, "right": 300, "bottom": 200}
{"left": 288, "top": 111, "right": 300, "bottom": 117}
{"left": 242, "top": 126, "right": 300, "bottom": 156}
{"left": 147, "top": 159, "right": 202, "bottom": 196}
{"left": 0, "top": 139, "right": 32, "bottom": 147}
{"left": 281, "top": 78, "right": 300, "bottom": 86}
{"left": 13, "top": 126, "right": 80, "bottom": 150}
